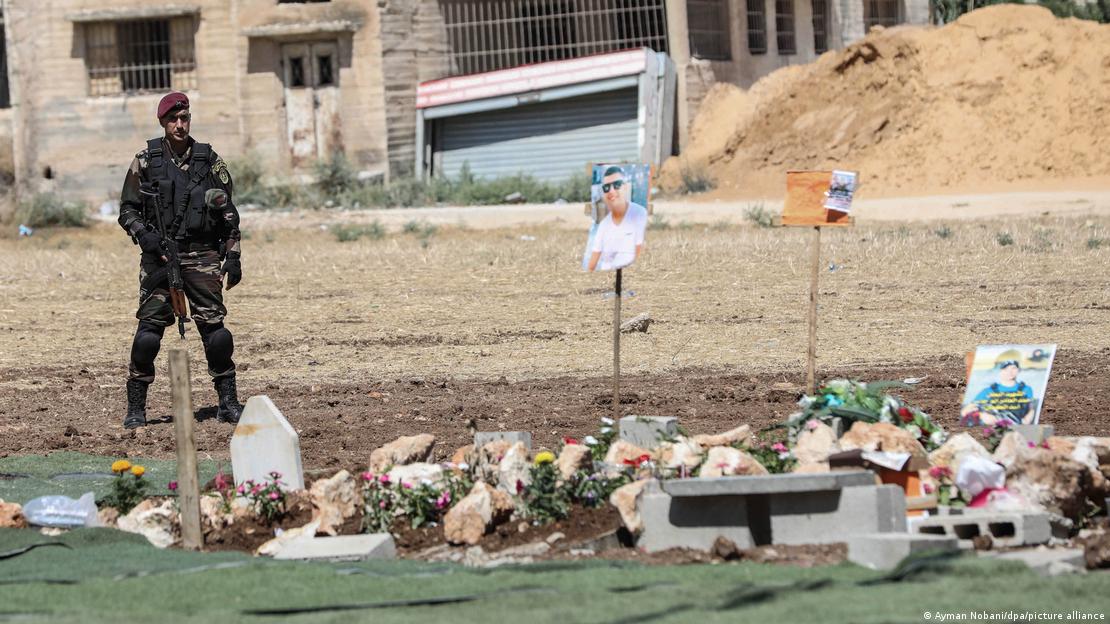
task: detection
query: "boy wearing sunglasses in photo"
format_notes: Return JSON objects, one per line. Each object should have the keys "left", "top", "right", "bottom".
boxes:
{"left": 586, "top": 166, "right": 647, "bottom": 272}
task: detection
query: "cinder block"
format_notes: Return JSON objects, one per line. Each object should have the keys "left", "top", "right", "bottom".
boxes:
{"left": 662, "top": 471, "right": 876, "bottom": 497}
{"left": 910, "top": 511, "right": 1051, "bottom": 548}
{"left": 474, "top": 431, "right": 532, "bottom": 449}
{"left": 619, "top": 416, "right": 678, "bottom": 449}
{"left": 1012, "top": 424, "right": 1054, "bottom": 444}
{"left": 848, "top": 533, "right": 959, "bottom": 571}
{"left": 273, "top": 534, "right": 396, "bottom": 561}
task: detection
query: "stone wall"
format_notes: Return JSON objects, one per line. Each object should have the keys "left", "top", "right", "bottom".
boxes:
{"left": 377, "top": 0, "right": 450, "bottom": 178}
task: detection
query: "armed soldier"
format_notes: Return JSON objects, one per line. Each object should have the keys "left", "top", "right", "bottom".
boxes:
{"left": 118, "top": 92, "right": 245, "bottom": 429}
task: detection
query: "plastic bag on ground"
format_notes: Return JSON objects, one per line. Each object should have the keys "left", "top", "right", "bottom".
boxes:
{"left": 954, "top": 454, "right": 1005, "bottom": 499}
{"left": 23, "top": 492, "right": 102, "bottom": 528}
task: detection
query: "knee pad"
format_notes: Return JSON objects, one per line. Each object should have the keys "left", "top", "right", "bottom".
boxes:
{"left": 198, "top": 322, "right": 234, "bottom": 369}
{"left": 130, "top": 321, "right": 165, "bottom": 372}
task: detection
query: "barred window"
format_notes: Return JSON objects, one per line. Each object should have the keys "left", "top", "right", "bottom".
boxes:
{"left": 440, "top": 0, "right": 669, "bottom": 77}
{"left": 864, "top": 0, "right": 901, "bottom": 29}
{"left": 688, "top": 0, "right": 730, "bottom": 61}
{"left": 812, "top": 0, "right": 828, "bottom": 54}
{"left": 0, "top": 9, "right": 9, "bottom": 109}
{"left": 775, "top": 0, "right": 795, "bottom": 55}
{"left": 746, "top": 0, "right": 767, "bottom": 55}
{"left": 83, "top": 17, "right": 197, "bottom": 97}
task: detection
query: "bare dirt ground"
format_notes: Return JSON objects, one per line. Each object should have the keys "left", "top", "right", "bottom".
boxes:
{"left": 1, "top": 196, "right": 1109, "bottom": 469}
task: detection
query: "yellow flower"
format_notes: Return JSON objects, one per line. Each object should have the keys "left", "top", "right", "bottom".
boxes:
{"left": 111, "top": 460, "right": 132, "bottom": 473}
{"left": 534, "top": 451, "right": 556, "bottom": 466}
{"left": 130, "top": 465, "right": 146, "bottom": 477}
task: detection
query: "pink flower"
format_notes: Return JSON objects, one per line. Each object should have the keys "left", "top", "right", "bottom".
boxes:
{"left": 982, "top": 428, "right": 993, "bottom": 437}
{"left": 402, "top": 482, "right": 413, "bottom": 490}
{"left": 236, "top": 484, "right": 246, "bottom": 495}
{"left": 771, "top": 443, "right": 788, "bottom": 453}
{"left": 923, "top": 483, "right": 935, "bottom": 494}
{"left": 168, "top": 481, "right": 178, "bottom": 491}
{"left": 379, "top": 474, "right": 391, "bottom": 485}
{"left": 928, "top": 466, "right": 951, "bottom": 480}
{"left": 379, "top": 501, "right": 387, "bottom": 509}
{"left": 268, "top": 491, "right": 279, "bottom": 500}
{"left": 214, "top": 471, "right": 229, "bottom": 492}
{"left": 251, "top": 485, "right": 262, "bottom": 496}
{"left": 1027, "top": 442, "right": 1036, "bottom": 448}
{"left": 805, "top": 419, "right": 820, "bottom": 431}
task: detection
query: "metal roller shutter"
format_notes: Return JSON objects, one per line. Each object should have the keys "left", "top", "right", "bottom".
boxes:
{"left": 436, "top": 88, "right": 640, "bottom": 182}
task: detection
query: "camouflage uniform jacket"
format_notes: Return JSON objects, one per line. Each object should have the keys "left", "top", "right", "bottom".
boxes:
{"left": 118, "top": 136, "right": 241, "bottom": 256}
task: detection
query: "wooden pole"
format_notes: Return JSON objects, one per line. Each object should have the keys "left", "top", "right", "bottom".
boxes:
{"left": 806, "top": 227, "right": 822, "bottom": 395}
{"left": 612, "top": 268, "right": 622, "bottom": 419}
{"left": 168, "top": 348, "right": 202, "bottom": 551}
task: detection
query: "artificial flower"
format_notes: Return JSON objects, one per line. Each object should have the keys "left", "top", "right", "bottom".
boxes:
{"left": 130, "top": 465, "right": 145, "bottom": 477}
{"left": 534, "top": 451, "right": 556, "bottom": 465}
{"left": 111, "top": 460, "right": 132, "bottom": 473}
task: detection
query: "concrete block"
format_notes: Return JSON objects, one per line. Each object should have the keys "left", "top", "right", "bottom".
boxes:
{"left": 619, "top": 416, "right": 678, "bottom": 449}
{"left": 1012, "top": 424, "right": 1054, "bottom": 444}
{"left": 985, "top": 547, "right": 1086, "bottom": 577}
{"left": 910, "top": 511, "right": 1051, "bottom": 548}
{"left": 662, "top": 471, "right": 876, "bottom": 497}
{"left": 273, "top": 534, "right": 397, "bottom": 561}
{"left": 474, "top": 431, "right": 532, "bottom": 449}
{"left": 231, "top": 396, "right": 304, "bottom": 490}
{"left": 638, "top": 480, "right": 906, "bottom": 552}
{"left": 848, "top": 533, "right": 959, "bottom": 571}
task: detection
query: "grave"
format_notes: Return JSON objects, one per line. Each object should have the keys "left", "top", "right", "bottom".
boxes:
{"left": 273, "top": 534, "right": 396, "bottom": 561}
{"left": 473, "top": 431, "right": 532, "bottom": 449}
{"left": 230, "top": 395, "right": 305, "bottom": 490}
{"left": 619, "top": 416, "right": 678, "bottom": 449}
{"left": 638, "top": 471, "right": 906, "bottom": 552}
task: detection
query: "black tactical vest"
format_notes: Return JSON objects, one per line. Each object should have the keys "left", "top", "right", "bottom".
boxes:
{"left": 144, "top": 138, "right": 220, "bottom": 243}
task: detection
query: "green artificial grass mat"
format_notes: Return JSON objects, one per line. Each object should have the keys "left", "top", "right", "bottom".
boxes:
{"left": 1, "top": 528, "right": 1108, "bottom": 624}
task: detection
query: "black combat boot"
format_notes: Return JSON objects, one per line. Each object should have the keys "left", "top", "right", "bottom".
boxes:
{"left": 124, "top": 379, "right": 149, "bottom": 430}
{"left": 214, "top": 375, "right": 244, "bottom": 424}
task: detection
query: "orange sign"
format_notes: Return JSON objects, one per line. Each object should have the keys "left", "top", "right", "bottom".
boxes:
{"left": 781, "top": 170, "right": 853, "bottom": 227}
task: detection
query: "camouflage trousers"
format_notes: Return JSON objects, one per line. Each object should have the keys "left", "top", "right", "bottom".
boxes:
{"left": 136, "top": 250, "right": 227, "bottom": 326}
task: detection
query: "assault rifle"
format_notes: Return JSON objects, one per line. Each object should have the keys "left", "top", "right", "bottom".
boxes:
{"left": 139, "top": 181, "right": 190, "bottom": 338}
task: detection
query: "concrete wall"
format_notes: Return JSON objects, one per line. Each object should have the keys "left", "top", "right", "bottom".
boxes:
{"left": 3, "top": 0, "right": 388, "bottom": 201}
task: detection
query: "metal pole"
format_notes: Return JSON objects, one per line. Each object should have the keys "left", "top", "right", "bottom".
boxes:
{"left": 613, "top": 267, "right": 622, "bottom": 419}
{"left": 806, "top": 227, "right": 821, "bottom": 395}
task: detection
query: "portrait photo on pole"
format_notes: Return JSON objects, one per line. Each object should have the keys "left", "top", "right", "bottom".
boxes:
{"left": 960, "top": 344, "right": 1057, "bottom": 426}
{"left": 582, "top": 163, "right": 650, "bottom": 272}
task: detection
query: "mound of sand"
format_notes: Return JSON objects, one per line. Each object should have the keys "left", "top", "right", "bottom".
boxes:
{"left": 660, "top": 5, "right": 1110, "bottom": 198}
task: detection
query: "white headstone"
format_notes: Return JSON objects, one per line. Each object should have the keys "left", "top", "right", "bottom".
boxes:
{"left": 230, "top": 395, "right": 304, "bottom": 490}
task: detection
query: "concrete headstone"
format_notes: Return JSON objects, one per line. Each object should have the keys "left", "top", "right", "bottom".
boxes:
{"left": 474, "top": 431, "right": 532, "bottom": 449}
{"left": 230, "top": 395, "right": 304, "bottom": 490}
{"left": 620, "top": 416, "right": 678, "bottom": 449}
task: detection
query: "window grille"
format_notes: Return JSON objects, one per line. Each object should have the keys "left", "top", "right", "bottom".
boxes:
{"left": 812, "top": 0, "right": 828, "bottom": 54}
{"left": 0, "top": 9, "right": 9, "bottom": 109}
{"left": 687, "top": 0, "right": 730, "bottom": 61}
{"left": 775, "top": 0, "right": 795, "bottom": 55}
{"left": 83, "top": 17, "right": 197, "bottom": 97}
{"left": 745, "top": 0, "right": 767, "bottom": 55}
{"left": 863, "top": 0, "right": 901, "bottom": 29}
{"left": 439, "top": 0, "right": 668, "bottom": 77}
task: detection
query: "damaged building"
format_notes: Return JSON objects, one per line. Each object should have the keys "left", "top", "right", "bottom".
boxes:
{"left": 0, "top": 0, "right": 927, "bottom": 201}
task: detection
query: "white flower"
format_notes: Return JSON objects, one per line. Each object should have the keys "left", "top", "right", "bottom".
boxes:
{"left": 930, "top": 430, "right": 947, "bottom": 446}
{"left": 904, "top": 424, "right": 922, "bottom": 440}
{"left": 457, "top": 462, "right": 469, "bottom": 471}
{"left": 420, "top": 478, "right": 433, "bottom": 486}
{"left": 600, "top": 427, "right": 612, "bottom": 434}
{"left": 601, "top": 417, "right": 614, "bottom": 426}
{"left": 777, "top": 452, "right": 792, "bottom": 461}
{"left": 584, "top": 435, "right": 599, "bottom": 446}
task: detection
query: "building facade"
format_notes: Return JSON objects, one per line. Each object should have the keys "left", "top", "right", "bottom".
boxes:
{"left": 0, "top": 0, "right": 927, "bottom": 202}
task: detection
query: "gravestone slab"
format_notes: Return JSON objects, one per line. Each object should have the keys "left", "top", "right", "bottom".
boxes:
{"left": 474, "top": 431, "right": 532, "bottom": 449}
{"left": 1012, "top": 424, "right": 1054, "bottom": 444}
{"left": 848, "top": 533, "right": 958, "bottom": 571}
{"left": 230, "top": 395, "right": 304, "bottom": 490}
{"left": 273, "top": 534, "right": 396, "bottom": 561}
{"left": 619, "top": 416, "right": 678, "bottom": 449}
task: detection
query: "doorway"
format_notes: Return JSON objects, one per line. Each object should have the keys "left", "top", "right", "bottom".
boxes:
{"left": 281, "top": 41, "right": 341, "bottom": 168}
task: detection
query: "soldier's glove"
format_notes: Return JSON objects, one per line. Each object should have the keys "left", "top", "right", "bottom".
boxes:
{"left": 135, "top": 228, "right": 164, "bottom": 259}
{"left": 221, "top": 251, "right": 242, "bottom": 290}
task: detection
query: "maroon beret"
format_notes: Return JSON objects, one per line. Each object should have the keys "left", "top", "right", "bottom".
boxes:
{"left": 157, "top": 92, "right": 189, "bottom": 119}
